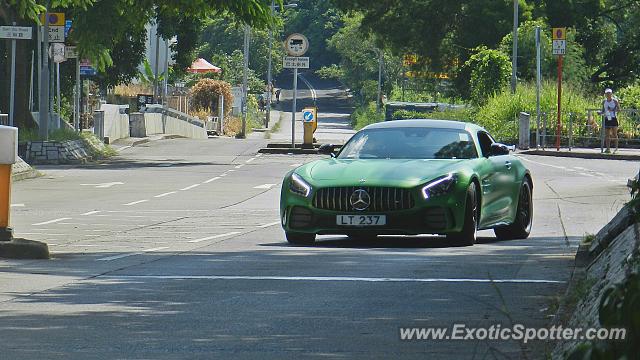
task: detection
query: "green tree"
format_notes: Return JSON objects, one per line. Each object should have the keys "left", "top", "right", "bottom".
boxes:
{"left": 461, "top": 47, "right": 511, "bottom": 104}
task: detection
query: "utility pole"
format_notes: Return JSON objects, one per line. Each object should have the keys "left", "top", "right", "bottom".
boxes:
{"left": 241, "top": 24, "right": 250, "bottom": 138}
{"left": 39, "top": 1, "right": 51, "bottom": 140}
{"left": 376, "top": 49, "right": 383, "bottom": 113}
{"left": 265, "top": 0, "right": 275, "bottom": 128}
{"left": 535, "top": 26, "right": 541, "bottom": 149}
{"left": 511, "top": 0, "right": 519, "bottom": 93}
{"left": 153, "top": 26, "right": 160, "bottom": 103}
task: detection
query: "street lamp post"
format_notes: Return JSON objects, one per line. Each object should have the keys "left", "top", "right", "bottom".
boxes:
{"left": 241, "top": 24, "right": 250, "bottom": 138}
{"left": 375, "top": 48, "right": 383, "bottom": 113}
{"left": 511, "top": 0, "right": 519, "bottom": 93}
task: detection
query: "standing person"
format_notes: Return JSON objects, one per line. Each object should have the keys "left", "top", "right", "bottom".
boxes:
{"left": 602, "top": 88, "right": 621, "bottom": 153}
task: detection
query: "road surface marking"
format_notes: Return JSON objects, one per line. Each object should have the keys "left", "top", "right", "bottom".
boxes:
{"left": 580, "top": 173, "right": 596, "bottom": 177}
{"left": 10, "top": 204, "right": 25, "bottom": 207}
{"left": 80, "top": 182, "right": 124, "bottom": 188}
{"left": 298, "top": 74, "right": 317, "bottom": 100}
{"left": 123, "top": 200, "right": 149, "bottom": 206}
{"left": 181, "top": 184, "right": 201, "bottom": 191}
{"left": 32, "top": 218, "right": 72, "bottom": 226}
{"left": 228, "top": 170, "right": 236, "bottom": 172}
{"left": 254, "top": 184, "right": 276, "bottom": 189}
{"left": 102, "top": 275, "right": 564, "bottom": 284}
{"left": 187, "top": 232, "right": 241, "bottom": 243}
{"left": 256, "top": 153, "right": 263, "bottom": 157}
{"left": 573, "top": 167, "right": 588, "bottom": 171}
{"left": 155, "top": 191, "right": 177, "bottom": 198}
{"left": 81, "top": 210, "right": 101, "bottom": 216}
{"left": 143, "top": 246, "right": 170, "bottom": 252}
{"left": 97, "top": 246, "right": 170, "bottom": 261}
{"left": 257, "top": 221, "right": 281, "bottom": 228}
{"left": 290, "top": 163, "right": 303, "bottom": 167}
{"left": 235, "top": 164, "right": 245, "bottom": 169}
{"left": 204, "top": 177, "right": 221, "bottom": 184}
{"left": 246, "top": 158, "right": 256, "bottom": 163}
{"left": 220, "top": 174, "right": 228, "bottom": 177}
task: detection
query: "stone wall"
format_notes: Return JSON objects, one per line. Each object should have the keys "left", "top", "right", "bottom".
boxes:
{"left": 25, "top": 140, "right": 91, "bottom": 165}
{"left": 11, "top": 157, "right": 39, "bottom": 181}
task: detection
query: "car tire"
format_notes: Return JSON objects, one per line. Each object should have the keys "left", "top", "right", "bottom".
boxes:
{"left": 494, "top": 180, "right": 533, "bottom": 240}
{"left": 447, "top": 183, "right": 478, "bottom": 246}
{"left": 285, "top": 232, "right": 316, "bottom": 245}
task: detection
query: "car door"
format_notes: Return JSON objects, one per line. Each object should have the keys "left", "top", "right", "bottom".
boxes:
{"left": 476, "top": 131, "right": 516, "bottom": 227}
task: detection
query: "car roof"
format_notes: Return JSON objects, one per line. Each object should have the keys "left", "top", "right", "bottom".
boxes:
{"left": 363, "top": 119, "right": 485, "bottom": 133}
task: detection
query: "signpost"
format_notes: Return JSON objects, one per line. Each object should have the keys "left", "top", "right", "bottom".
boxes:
{"left": 302, "top": 107, "right": 317, "bottom": 146}
{"left": 552, "top": 28, "right": 566, "bottom": 151}
{"left": 283, "top": 33, "right": 310, "bottom": 148}
{"left": 1, "top": 25, "right": 33, "bottom": 127}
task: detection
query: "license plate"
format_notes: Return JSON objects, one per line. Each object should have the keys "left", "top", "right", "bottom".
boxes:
{"left": 336, "top": 215, "right": 386, "bottom": 226}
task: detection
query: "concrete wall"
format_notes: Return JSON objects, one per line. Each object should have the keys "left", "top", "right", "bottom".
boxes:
{"left": 142, "top": 106, "right": 207, "bottom": 139}
{"left": 100, "top": 104, "right": 130, "bottom": 142}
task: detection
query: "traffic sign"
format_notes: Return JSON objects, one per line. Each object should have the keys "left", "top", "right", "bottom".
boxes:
{"left": 284, "top": 33, "right": 309, "bottom": 57}
{"left": 0, "top": 26, "right": 32, "bottom": 40}
{"left": 39, "top": 12, "right": 65, "bottom": 26}
{"left": 48, "top": 26, "right": 65, "bottom": 42}
{"left": 50, "top": 43, "right": 66, "bottom": 63}
{"left": 283, "top": 56, "right": 309, "bottom": 69}
{"left": 552, "top": 40, "right": 566, "bottom": 55}
{"left": 403, "top": 54, "right": 418, "bottom": 66}
{"left": 65, "top": 46, "right": 78, "bottom": 59}
{"left": 302, "top": 109, "right": 315, "bottom": 122}
{"left": 552, "top": 28, "right": 566, "bottom": 40}
{"left": 65, "top": 20, "right": 73, "bottom": 37}
{"left": 80, "top": 59, "right": 97, "bottom": 76}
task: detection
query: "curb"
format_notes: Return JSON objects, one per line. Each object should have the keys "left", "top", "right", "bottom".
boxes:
{"left": 520, "top": 150, "right": 640, "bottom": 161}
{"left": 0, "top": 238, "right": 50, "bottom": 259}
{"left": 11, "top": 169, "right": 42, "bottom": 182}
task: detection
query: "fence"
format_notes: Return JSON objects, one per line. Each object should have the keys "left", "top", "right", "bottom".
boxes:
{"left": 525, "top": 109, "right": 640, "bottom": 151}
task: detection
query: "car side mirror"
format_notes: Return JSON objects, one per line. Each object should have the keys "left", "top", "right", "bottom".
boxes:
{"left": 318, "top": 144, "right": 336, "bottom": 157}
{"left": 488, "top": 143, "right": 510, "bottom": 157}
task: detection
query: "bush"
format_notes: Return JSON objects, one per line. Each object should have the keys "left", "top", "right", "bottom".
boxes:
{"left": 474, "top": 81, "right": 598, "bottom": 142}
{"left": 618, "top": 84, "right": 640, "bottom": 109}
{"left": 351, "top": 101, "right": 384, "bottom": 130}
{"left": 457, "top": 46, "right": 511, "bottom": 104}
{"left": 189, "top": 79, "right": 233, "bottom": 117}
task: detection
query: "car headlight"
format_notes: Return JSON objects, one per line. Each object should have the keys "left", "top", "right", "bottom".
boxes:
{"left": 289, "top": 173, "right": 312, "bottom": 197}
{"left": 421, "top": 173, "right": 457, "bottom": 199}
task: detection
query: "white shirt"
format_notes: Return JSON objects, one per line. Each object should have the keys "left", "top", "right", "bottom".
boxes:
{"left": 603, "top": 99, "right": 618, "bottom": 119}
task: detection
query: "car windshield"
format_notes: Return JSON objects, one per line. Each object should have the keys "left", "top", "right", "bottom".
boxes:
{"left": 337, "top": 127, "right": 478, "bottom": 160}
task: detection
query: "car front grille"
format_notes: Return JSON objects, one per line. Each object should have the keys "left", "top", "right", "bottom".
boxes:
{"left": 313, "top": 187, "right": 415, "bottom": 212}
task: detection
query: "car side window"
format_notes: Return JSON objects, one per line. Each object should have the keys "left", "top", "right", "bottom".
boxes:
{"left": 477, "top": 131, "right": 494, "bottom": 157}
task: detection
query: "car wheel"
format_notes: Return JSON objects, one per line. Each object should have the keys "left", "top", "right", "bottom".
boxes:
{"left": 285, "top": 232, "right": 316, "bottom": 245}
{"left": 447, "top": 183, "right": 478, "bottom": 246}
{"left": 494, "top": 180, "right": 533, "bottom": 240}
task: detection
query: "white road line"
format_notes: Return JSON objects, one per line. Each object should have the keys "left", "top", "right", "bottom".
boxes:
{"left": 180, "top": 184, "right": 201, "bottom": 191}
{"left": 256, "top": 154, "right": 263, "bottom": 157}
{"left": 580, "top": 173, "right": 596, "bottom": 177}
{"left": 155, "top": 191, "right": 177, "bottom": 198}
{"left": 246, "top": 158, "right": 256, "bottom": 163}
{"left": 298, "top": 74, "right": 317, "bottom": 100}
{"left": 254, "top": 183, "right": 276, "bottom": 189}
{"left": 102, "top": 275, "right": 564, "bottom": 284}
{"left": 81, "top": 210, "right": 101, "bottom": 216}
{"left": 123, "top": 200, "right": 149, "bottom": 206}
{"left": 220, "top": 174, "right": 228, "bottom": 177}
{"left": 187, "top": 232, "right": 241, "bottom": 243}
{"left": 228, "top": 169, "right": 235, "bottom": 172}
{"left": 143, "top": 246, "right": 170, "bottom": 252}
{"left": 290, "top": 163, "right": 303, "bottom": 167}
{"left": 96, "top": 246, "right": 170, "bottom": 261}
{"left": 32, "top": 218, "right": 72, "bottom": 226}
{"left": 10, "top": 204, "right": 25, "bottom": 207}
{"left": 258, "top": 221, "right": 281, "bottom": 228}
{"left": 80, "top": 182, "right": 124, "bottom": 189}
{"left": 235, "top": 164, "right": 245, "bottom": 169}
{"left": 204, "top": 177, "right": 221, "bottom": 184}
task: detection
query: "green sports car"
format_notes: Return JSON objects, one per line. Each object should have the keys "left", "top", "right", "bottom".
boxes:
{"left": 280, "top": 119, "right": 533, "bottom": 246}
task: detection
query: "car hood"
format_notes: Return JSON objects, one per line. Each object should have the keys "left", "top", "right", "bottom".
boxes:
{"left": 303, "top": 158, "right": 466, "bottom": 187}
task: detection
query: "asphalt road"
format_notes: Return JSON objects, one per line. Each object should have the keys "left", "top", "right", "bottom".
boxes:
{"left": 1, "top": 77, "right": 637, "bottom": 359}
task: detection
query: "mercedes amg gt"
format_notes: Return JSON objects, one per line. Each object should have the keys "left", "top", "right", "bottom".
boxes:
{"left": 280, "top": 119, "right": 533, "bottom": 246}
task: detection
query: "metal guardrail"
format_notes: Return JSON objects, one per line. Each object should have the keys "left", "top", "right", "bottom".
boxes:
{"left": 526, "top": 109, "right": 639, "bottom": 151}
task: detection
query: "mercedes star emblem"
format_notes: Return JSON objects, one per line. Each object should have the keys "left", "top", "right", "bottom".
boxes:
{"left": 350, "top": 189, "right": 371, "bottom": 211}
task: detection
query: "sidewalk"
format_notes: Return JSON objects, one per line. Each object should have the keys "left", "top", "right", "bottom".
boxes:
{"left": 520, "top": 147, "right": 640, "bottom": 161}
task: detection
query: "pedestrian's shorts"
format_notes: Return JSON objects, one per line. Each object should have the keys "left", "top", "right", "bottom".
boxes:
{"left": 605, "top": 117, "right": 619, "bottom": 128}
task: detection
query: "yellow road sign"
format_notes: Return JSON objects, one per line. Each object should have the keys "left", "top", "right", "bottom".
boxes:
{"left": 552, "top": 28, "right": 566, "bottom": 40}
{"left": 39, "top": 13, "right": 65, "bottom": 26}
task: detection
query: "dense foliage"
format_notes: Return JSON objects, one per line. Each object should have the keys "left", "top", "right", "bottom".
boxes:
{"left": 189, "top": 79, "right": 233, "bottom": 117}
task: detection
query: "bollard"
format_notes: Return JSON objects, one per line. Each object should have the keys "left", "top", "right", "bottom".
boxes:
{"left": 302, "top": 107, "right": 317, "bottom": 148}
{"left": 518, "top": 112, "right": 531, "bottom": 150}
{"left": 0, "top": 126, "right": 18, "bottom": 241}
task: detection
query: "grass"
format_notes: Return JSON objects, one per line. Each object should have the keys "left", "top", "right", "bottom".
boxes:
{"left": 581, "top": 233, "right": 596, "bottom": 245}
